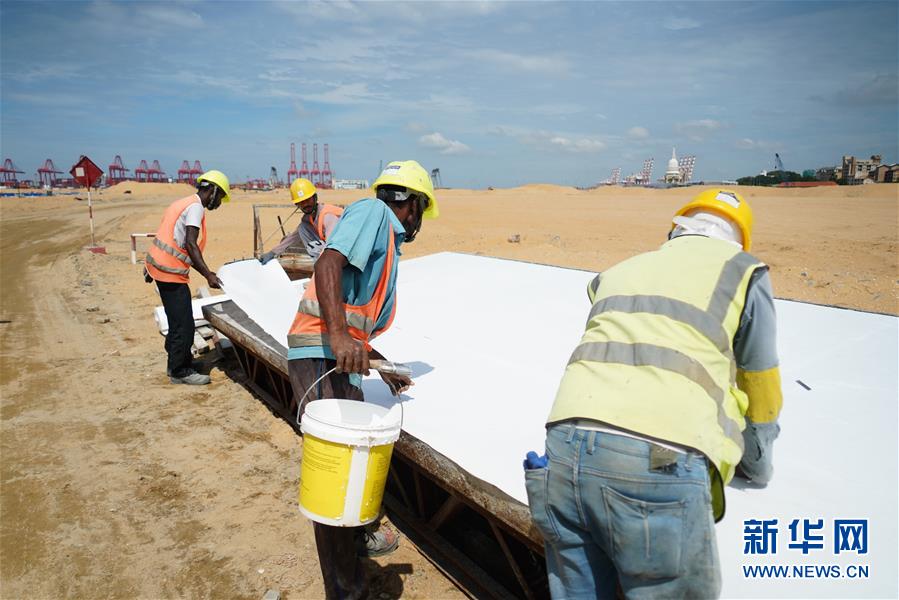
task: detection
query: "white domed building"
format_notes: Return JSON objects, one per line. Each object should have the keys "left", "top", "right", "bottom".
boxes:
{"left": 664, "top": 147, "right": 683, "bottom": 184}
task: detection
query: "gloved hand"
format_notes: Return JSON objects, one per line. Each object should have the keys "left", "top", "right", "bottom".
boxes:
{"left": 523, "top": 451, "right": 548, "bottom": 470}
{"left": 259, "top": 251, "right": 277, "bottom": 265}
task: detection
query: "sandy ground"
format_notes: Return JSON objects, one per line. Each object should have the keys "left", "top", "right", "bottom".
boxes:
{"left": 1, "top": 182, "right": 896, "bottom": 599}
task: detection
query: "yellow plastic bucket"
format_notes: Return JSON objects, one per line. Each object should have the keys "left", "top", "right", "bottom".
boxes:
{"left": 299, "top": 399, "right": 402, "bottom": 526}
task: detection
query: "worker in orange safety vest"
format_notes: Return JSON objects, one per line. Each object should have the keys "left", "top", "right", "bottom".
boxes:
{"left": 145, "top": 170, "right": 230, "bottom": 385}
{"left": 259, "top": 178, "right": 344, "bottom": 264}
{"left": 288, "top": 160, "right": 438, "bottom": 599}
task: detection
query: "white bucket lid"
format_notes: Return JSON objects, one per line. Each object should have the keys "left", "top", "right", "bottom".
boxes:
{"left": 301, "top": 399, "right": 402, "bottom": 446}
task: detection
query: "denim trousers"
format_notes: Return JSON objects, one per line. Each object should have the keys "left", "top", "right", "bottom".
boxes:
{"left": 525, "top": 424, "right": 721, "bottom": 600}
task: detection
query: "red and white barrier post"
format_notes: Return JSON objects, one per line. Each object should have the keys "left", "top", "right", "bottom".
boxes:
{"left": 130, "top": 233, "right": 156, "bottom": 264}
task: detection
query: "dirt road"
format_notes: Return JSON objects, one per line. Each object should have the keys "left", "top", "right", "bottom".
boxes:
{"left": 1, "top": 182, "right": 896, "bottom": 598}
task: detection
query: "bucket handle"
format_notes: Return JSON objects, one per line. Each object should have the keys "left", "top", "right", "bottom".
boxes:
{"left": 296, "top": 366, "right": 338, "bottom": 426}
{"left": 295, "top": 366, "right": 406, "bottom": 434}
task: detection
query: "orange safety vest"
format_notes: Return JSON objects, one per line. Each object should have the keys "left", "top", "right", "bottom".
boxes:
{"left": 287, "top": 227, "right": 397, "bottom": 352}
{"left": 304, "top": 204, "right": 344, "bottom": 240}
{"left": 145, "top": 195, "right": 207, "bottom": 284}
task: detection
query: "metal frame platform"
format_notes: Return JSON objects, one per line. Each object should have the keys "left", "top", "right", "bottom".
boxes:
{"left": 203, "top": 300, "right": 549, "bottom": 599}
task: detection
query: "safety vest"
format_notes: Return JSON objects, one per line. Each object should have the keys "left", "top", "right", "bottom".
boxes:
{"left": 304, "top": 204, "right": 343, "bottom": 240}
{"left": 287, "top": 227, "right": 397, "bottom": 352}
{"left": 547, "top": 235, "right": 766, "bottom": 520}
{"left": 145, "top": 195, "right": 206, "bottom": 284}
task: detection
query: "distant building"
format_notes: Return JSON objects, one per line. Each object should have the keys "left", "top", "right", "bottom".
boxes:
{"left": 333, "top": 179, "right": 370, "bottom": 190}
{"left": 816, "top": 166, "right": 837, "bottom": 181}
{"left": 664, "top": 148, "right": 682, "bottom": 184}
{"left": 841, "top": 155, "right": 882, "bottom": 184}
{"left": 871, "top": 163, "right": 899, "bottom": 183}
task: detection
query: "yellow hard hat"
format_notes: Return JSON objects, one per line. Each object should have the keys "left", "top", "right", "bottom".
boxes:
{"left": 673, "top": 189, "right": 754, "bottom": 251}
{"left": 196, "top": 170, "right": 231, "bottom": 203}
{"left": 290, "top": 178, "right": 317, "bottom": 204}
{"left": 372, "top": 160, "right": 439, "bottom": 219}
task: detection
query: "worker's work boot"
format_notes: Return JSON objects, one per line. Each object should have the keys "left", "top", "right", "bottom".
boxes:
{"left": 170, "top": 370, "right": 211, "bottom": 385}
{"left": 355, "top": 522, "right": 400, "bottom": 557}
{"left": 167, "top": 362, "right": 203, "bottom": 377}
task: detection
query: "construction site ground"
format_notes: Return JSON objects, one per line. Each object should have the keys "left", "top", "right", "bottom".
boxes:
{"left": 1, "top": 182, "right": 896, "bottom": 599}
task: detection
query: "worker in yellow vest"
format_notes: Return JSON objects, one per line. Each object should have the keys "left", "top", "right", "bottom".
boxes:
{"left": 259, "top": 178, "right": 344, "bottom": 264}
{"left": 526, "top": 189, "right": 783, "bottom": 598}
{"left": 288, "top": 160, "right": 438, "bottom": 599}
{"left": 145, "top": 170, "right": 230, "bottom": 385}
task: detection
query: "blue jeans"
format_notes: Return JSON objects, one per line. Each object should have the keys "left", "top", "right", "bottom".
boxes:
{"left": 525, "top": 424, "right": 721, "bottom": 599}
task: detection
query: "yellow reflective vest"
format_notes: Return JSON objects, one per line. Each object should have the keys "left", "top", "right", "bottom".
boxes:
{"left": 547, "top": 235, "right": 767, "bottom": 520}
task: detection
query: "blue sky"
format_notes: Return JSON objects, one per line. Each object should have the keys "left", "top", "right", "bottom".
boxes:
{"left": 2, "top": 1, "right": 897, "bottom": 188}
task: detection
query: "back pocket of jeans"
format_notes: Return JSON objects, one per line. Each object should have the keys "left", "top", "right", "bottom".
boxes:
{"left": 602, "top": 486, "right": 685, "bottom": 580}
{"left": 524, "top": 468, "right": 560, "bottom": 543}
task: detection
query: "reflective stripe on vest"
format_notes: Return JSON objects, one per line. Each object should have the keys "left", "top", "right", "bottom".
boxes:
{"left": 296, "top": 298, "right": 376, "bottom": 334}
{"left": 287, "top": 225, "right": 397, "bottom": 350}
{"left": 548, "top": 236, "right": 766, "bottom": 520}
{"left": 145, "top": 253, "right": 190, "bottom": 276}
{"left": 567, "top": 341, "right": 743, "bottom": 448}
{"left": 152, "top": 237, "right": 192, "bottom": 265}
{"left": 145, "top": 195, "right": 206, "bottom": 284}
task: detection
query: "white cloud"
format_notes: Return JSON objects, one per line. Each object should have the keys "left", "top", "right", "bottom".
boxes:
{"left": 675, "top": 119, "right": 724, "bottom": 141}
{"left": 734, "top": 138, "right": 780, "bottom": 151}
{"left": 820, "top": 73, "right": 899, "bottom": 107}
{"left": 277, "top": 1, "right": 505, "bottom": 24}
{"left": 465, "top": 49, "right": 569, "bottom": 73}
{"left": 628, "top": 126, "right": 650, "bottom": 139}
{"left": 548, "top": 136, "right": 606, "bottom": 153}
{"left": 294, "top": 102, "right": 315, "bottom": 119}
{"left": 419, "top": 132, "right": 471, "bottom": 155}
{"left": 137, "top": 4, "right": 203, "bottom": 27}
{"left": 664, "top": 17, "right": 701, "bottom": 30}
{"left": 298, "top": 83, "right": 386, "bottom": 105}
{"left": 405, "top": 122, "right": 427, "bottom": 133}
{"left": 488, "top": 125, "right": 606, "bottom": 153}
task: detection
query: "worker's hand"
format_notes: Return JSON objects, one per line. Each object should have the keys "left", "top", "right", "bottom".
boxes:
{"left": 331, "top": 332, "right": 370, "bottom": 375}
{"left": 206, "top": 272, "right": 224, "bottom": 289}
{"left": 381, "top": 372, "right": 413, "bottom": 397}
{"left": 259, "top": 251, "right": 277, "bottom": 265}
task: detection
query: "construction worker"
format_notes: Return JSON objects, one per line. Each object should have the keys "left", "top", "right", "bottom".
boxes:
{"left": 287, "top": 160, "right": 438, "bottom": 599}
{"left": 259, "top": 178, "right": 343, "bottom": 264}
{"left": 145, "top": 170, "right": 230, "bottom": 385}
{"left": 526, "top": 189, "right": 783, "bottom": 598}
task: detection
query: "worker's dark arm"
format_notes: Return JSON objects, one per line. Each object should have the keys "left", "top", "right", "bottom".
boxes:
{"left": 316, "top": 248, "right": 369, "bottom": 374}
{"left": 734, "top": 269, "right": 783, "bottom": 486}
{"left": 270, "top": 228, "right": 302, "bottom": 256}
{"left": 185, "top": 225, "right": 222, "bottom": 289}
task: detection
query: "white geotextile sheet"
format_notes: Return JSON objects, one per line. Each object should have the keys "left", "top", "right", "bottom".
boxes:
{"left": 153, "top": 295, "right": 227, "bottom": 335}
{"left": 217, "top": 259, "right": 300, "bottom": 349}
{"left": 220, "top": 252, "right": 898, "bottom": 598}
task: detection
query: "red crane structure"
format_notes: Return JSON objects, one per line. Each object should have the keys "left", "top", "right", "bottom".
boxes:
{"left": 190, "top": 161, "right": 203, "bottom": 183}
{"left": 298, "top": 143, "right": 310, "bottom": 180}
{"left": 287, "top": 143, "right": 299, "bottom": 184}
{"left": 311, "top": 143, "right": 321, "bottom": 187}
{"left": 37, "top": 159, "right": 63, "bottom": 187}
{"left": 177, "top": 160, "right": 192, "bottom": 183}
{"left": 321, "top": 143, "right": 333, "bottom": 188}
{"left": 148, "top": 160, "right": 166, "bottom": 182}
{"left": 135, "top": 160, "right": 150, "bottom": 182}
{"left": 1, "top": 158, "right": 25, "bottom": 186}
{"left": 108, "top": 155, "right": 130, "bottom": 185}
